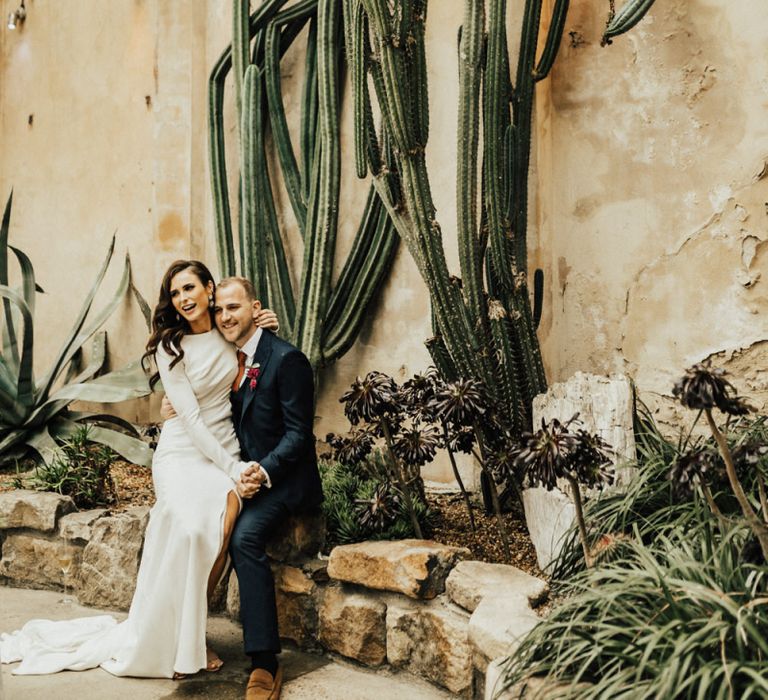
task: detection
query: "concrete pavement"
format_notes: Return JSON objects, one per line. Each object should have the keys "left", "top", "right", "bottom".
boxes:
{"left": 1, "top": 588, "right": 455, "bottom": 700}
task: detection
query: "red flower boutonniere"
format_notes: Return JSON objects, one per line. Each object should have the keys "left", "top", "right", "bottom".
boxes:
{"left": 246, "top": 363, "right": 261, "bottom": 390}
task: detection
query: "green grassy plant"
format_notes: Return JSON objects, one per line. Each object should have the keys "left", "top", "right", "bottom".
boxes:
{"left": 319, "top": 452, "right": 431, "bottom": 548}
{"left": 28, "top": 425, "right": 118, "bottom": 509}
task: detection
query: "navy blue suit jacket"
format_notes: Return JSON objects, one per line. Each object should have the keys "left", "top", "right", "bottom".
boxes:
{"left": 232, "top": 331, "right": 322, "bottom": 514}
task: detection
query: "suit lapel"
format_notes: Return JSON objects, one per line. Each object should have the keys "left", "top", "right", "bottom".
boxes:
{"left": 240, "top": 330, "right": 274, "bottom": 419}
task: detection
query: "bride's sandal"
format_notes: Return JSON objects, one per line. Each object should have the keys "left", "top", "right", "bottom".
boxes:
{"left": 206, "top": 646, "right": 224, "bottom": 673}
{"left": 173, "top": 671, "right": 188, "bottom": 680}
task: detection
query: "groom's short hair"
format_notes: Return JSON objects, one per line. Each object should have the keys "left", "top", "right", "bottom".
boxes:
{"left": 217, "top": 276, "right": 258, "bottom": 302}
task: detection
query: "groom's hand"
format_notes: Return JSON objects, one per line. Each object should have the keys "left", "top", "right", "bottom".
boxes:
{"left": 160, "top": 395, "right": 177, "bottom": 421}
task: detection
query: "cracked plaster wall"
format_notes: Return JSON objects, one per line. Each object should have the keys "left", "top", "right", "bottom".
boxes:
{"left": 535, "top": 0, "right": 768, "bottom": 419}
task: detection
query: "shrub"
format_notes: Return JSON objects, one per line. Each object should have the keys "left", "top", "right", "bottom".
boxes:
{"left": 28, "top": 426, "right": 117, "bottom": 508}
{"left": 319, "top": 451, "right": 432, "bottom": 549}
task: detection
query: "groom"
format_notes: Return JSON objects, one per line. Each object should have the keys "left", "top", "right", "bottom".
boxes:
{"left": 214, "top": 276, "right": 322, "bottom": 699}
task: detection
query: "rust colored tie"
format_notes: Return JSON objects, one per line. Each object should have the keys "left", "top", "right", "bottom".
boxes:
{"left": 232, "top": 350, "right": 247, "bottom": 391}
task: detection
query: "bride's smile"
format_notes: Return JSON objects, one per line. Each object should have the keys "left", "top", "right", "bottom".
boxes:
{"left": 169, "top": 269, "right": 214, "bottom": 333}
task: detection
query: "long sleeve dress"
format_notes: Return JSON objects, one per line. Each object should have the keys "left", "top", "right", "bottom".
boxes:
{"left": 1, "top": 329, "right": 246, "bottom": 678}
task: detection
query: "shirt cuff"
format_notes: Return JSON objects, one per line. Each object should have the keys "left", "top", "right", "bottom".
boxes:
{"left": 260, "top": 466, "right": 272, "bottom": 489}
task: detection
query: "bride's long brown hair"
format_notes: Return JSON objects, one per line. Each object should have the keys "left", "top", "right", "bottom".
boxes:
{"left": 142, "top": 260, "right": 216, "bottom": 390}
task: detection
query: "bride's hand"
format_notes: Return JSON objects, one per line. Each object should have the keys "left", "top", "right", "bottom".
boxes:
{"left": 255, "top": 309, "right": 279, "bottom": 333}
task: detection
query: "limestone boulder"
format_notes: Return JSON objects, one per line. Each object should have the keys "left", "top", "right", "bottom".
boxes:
{"left": 0, "top": 491, "right": 76, "bottom": 532}
{"left": 274, "top": 564, "right": 320, "bottom": 649}
{"left": 267, "top": 510, "right": 326, "bottom": 562}
{"left": 469, "top": 596, "right": 540, "bottom": 671}
{"left": 522, "top": 487, "right": 576, "bottom": 572}
{"left": 387, "top": 599, "right": 473, "bottom": 696}
{"left": 328, "top": 540, "right": 469, "bottom": 599}
{"left": 77, "top": 507, "right": 149, "bottom": 610}
{"left": 227, "top": 565, "right": 322, "bottom": 649}
{"left": 446, "top": 560, "right": 548, "bottom": 613}
{"left": 59, "top": 509, "right": 109, "bottom": 542}
{"left": 0, "top": 532, "right": 83, "bottom": 590}
{"left": 226, "top": 569, "right": 241, "bottom": 621}
{"left": 318, "top": 586, "right": 386, "bottom": 666}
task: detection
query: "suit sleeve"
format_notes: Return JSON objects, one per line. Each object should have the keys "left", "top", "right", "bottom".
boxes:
{"left": 258, "top": 349, "right": 315, "bottom": 485}
{"left": 156, "top": 345, "right": 250, "bottom": 482}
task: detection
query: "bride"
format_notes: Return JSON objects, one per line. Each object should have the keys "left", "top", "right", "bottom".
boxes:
{"left": 1, "top": 259, "right": 277, "bottom": 678}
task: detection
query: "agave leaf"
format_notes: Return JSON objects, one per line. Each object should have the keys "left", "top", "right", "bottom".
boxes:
{"left": 47, "top": 360, "right": 151, "bottom": 404}
{"left": 9, "top": 245, "right": 39, "bottom": 318}
{"left": 129, "top": 269, "right": 152, "bottom": 330}
{"left": 67, "top": 410, "right": 142, "bottom": 437}
{"left": 50, "top": 416, "right": 153, "bottom": 467}
{"left": 0, "top": 427, "right": 27, "bottom": 455}
{"left": 0, "top": 192, "right": 19, "bottom": 371}
{"left": 0, "top": 285, "right": 33, "bottom": 409}
{"left": 67, "top": 332, "right": 107, "bottom": 385}
{"left": 36, "top": 235, "right": 118, "bottom": 403}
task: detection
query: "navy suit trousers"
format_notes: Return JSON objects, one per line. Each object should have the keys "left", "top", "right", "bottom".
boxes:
{"left": 230, "top": 487, "right": 289, "bottom": 655}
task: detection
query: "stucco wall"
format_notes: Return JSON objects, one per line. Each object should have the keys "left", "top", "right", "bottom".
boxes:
{"left": 1, "top": 0, "right": 764, "bottom": 479}
{"left": 535, "top": 0, "right": 768, "bottom": 420}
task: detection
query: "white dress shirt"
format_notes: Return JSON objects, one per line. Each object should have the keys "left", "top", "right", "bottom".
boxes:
{"left": 235, "top": 327, "right": 271, "bottom": 487}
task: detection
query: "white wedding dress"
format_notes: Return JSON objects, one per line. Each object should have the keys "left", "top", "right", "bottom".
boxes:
{"left": 1, "top": 329, "right": 250, "bottom": 678}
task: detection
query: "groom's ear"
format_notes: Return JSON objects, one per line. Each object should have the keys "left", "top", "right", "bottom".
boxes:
{"left": 251, "top": 299, "right": 262, "bottom": 319}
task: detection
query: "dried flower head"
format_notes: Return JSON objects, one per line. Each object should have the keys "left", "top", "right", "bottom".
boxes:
{"left": 356, "top": 482, "right": 401, "bottom": 531}
{"left": 340, "top": 371, "right": 399, "bottom": 425}
{"left": 325, "top": 429, "right": 374, "bottom": 466}
{"left": 672, "top": 362, "right": 753, "bottom": 416}
{"left": 514, "top": 418, "right": 575, "bottom": 491}
{"left": 393, "top": 424, "right": 441, "bottom": 467}
{"left": 430, "top": 378, "right": 486, "bottom": 428}
{"left": 669, "top": 448, "right": 719, "bottom": 498}
{"left": 570, "top": 429, "right": 614, "bottom": 488}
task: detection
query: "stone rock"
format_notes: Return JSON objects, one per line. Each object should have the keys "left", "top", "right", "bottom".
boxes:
{"left": 328, "top": 540, "right": 469, "bottom": 599}
{"left": 469, "top": 596, "right": 540, "bottom": 671}
{"left": 58, "top": 509, "right": 108, "bottom": 542}
{"left": 226, "top": 569, "right": 241, "bottom": 621}
{"left": 0, "top": 533, "right": 83, "bottom": 589}
{"left": 266, "top": 510, "right": 326, "bottom": 562}
{"left": 526, "top": 373, "right": 637, "bottom": 571}
{"left": 77, "top": 507, "right": 149, "bottom": 610}
{"left": 0, "top": 491, "right": 76, "bottom": 532}
{"left": 274, "top": 564, "right": 320, "bottom": 649}
{"left": 318, "top": 586, "right": 386, "bottom": 666}
{"left": 446, "top": 560, "right": 548, "bottom": 613}
{"left": 387, "top": 599, "right": 473, "bottom": 696}
{"left": 227, "top": 565, "right": 322, "bottom": 649}
{"left": 301, "top": 558, "right": 330, "bottom": 583}
{"left": 522, "top": 487, "right": 576, "bottom": 572}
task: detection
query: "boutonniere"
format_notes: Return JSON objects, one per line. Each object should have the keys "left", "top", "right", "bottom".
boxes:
{"left": 246, "top": 363, "right": 261, "bottom": 390}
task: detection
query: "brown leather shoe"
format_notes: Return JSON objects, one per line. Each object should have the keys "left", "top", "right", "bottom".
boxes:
{"left": 245, "top": 665, "right": 283, "bottom": 700}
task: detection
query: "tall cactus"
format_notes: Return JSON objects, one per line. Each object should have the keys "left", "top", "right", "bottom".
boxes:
{"left": 208, "top": 0, "right": 398, "bottom": 372}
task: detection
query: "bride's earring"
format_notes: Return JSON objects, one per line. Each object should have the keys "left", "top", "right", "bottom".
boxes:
{"left": 176, "top": 313, "right": 180, "bottom": 321}
{"left": 208, "top": 295, "right": 214, "bottom": 308}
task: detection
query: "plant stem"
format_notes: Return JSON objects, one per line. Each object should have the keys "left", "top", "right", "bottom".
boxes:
{"left": 380, "top": 419, "right": 424, "bottom": 539}
{"left": 758, "top": 474, "right": 768, "bottom": 524}
{"left": 474, "top": 426, "right": 511, "bottom": 559}
{"left": 705, "top": 409, "right": 768, "bottom": 561}
{"left": 442, "top": 423, "right": 476, "bottom": 532}
{"left": 700, "top": 481, "right": 725, "bottom": 521}
{"left": 564, "top": 474, "right": 592, "bottom": 568}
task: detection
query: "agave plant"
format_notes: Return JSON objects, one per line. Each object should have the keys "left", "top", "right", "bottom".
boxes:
{"left": 0, "top": 192, "right": 153, "bottom": 467}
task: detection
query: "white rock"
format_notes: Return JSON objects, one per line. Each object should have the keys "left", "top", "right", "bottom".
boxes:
{"left": 0, "top": 491, "right": 76, "bottom": 532}
{"left": 445, "top": 560, "right": 548, "bottom": 613}
{"left": 58, "top": 509, "right": 108, "bottom": 542}
{"left": 469, "top": 595, "right": 540, "bottom": 671}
